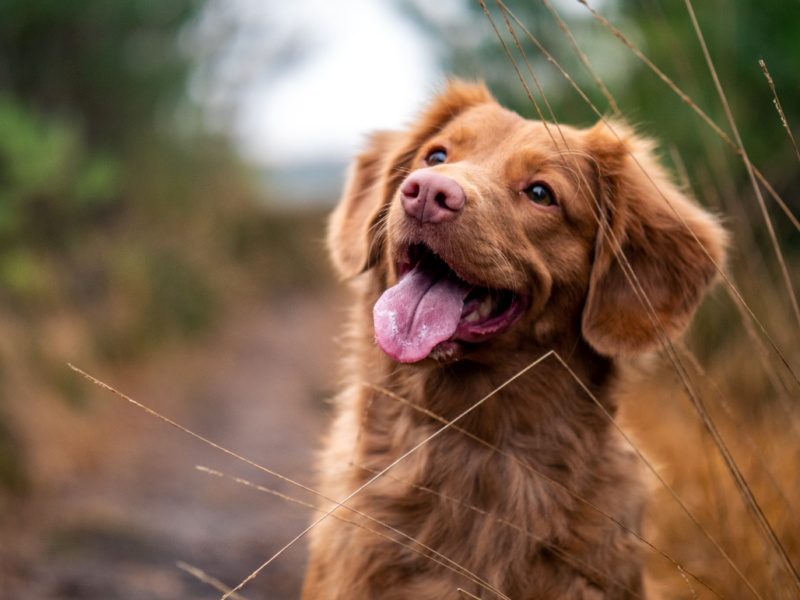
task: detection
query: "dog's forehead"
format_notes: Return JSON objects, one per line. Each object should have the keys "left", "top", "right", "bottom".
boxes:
{"left": 442, "top": 104, "right": 575, "bottom": 160}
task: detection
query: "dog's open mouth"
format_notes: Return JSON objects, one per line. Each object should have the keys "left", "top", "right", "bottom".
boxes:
{"left": 373, "top": 244, "right": 529, "bottom": 363}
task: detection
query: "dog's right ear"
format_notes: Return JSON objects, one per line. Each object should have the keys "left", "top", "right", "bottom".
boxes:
{"left": 581, "top": 122, "right": 727, "bottom": 356}
{"left": 328, "top": 80, "right": 496, "bottom": 280}
{"left": 328, "top": 130, "right": 401, "bottom": 279}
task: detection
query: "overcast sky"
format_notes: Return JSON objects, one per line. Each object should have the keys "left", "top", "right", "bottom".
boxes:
{"left": 229, "top": 0, "right": 442, "bottom": 167}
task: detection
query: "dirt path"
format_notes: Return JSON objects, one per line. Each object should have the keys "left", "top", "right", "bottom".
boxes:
{"left": 3, "top": 292, "right": 345, "bottom": 600}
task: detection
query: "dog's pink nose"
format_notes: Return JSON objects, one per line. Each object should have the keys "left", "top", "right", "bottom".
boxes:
{"left": 400, "top": 171, "right": 465, "bottom": 224}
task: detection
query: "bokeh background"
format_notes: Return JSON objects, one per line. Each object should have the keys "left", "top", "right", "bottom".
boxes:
{"left": 0, "top": 0, "right": 799, "bottom": 598}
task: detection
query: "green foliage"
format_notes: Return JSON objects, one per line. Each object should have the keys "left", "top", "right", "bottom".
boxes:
{"left": 0, "top": 0, "right": 274, "bottom": 474}
{"left": 0, "top": 412, "right": 27, "bottom": 493}
{"left": 0, "top": 0, "right": 196, "bottom": 147}
{"left": 0, "top": 96, "right": 119, "bottom": 245}
{"left": 618, "top": 0, "right": 800, "bottom": 188}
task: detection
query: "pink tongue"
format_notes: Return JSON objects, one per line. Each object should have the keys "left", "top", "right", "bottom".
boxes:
{"left": 374, "top": 256, "right": 472, "bottom": 363}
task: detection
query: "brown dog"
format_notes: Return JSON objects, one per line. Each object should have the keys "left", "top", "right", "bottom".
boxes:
{"left": 302, "top": 81, "right": 725, "bottom": 599}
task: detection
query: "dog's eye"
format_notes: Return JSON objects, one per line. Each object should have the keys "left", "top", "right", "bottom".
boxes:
{"left": 426, "top": 150, "right": 447, "bottom": 166}
{"left": 524, "top": 184, "right": 555, "bottom": 207}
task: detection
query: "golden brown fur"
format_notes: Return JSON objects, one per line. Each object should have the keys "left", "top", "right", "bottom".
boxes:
{"left": 302, "top": 81, "right": 726, "bottom": 599}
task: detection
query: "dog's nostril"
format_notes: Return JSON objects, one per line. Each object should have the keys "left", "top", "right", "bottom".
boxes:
{"left": 435, "top": 192, "right": 447, "bottom": 207}
{"left": 401, "top": 181, "right": 420, "bottom": 199}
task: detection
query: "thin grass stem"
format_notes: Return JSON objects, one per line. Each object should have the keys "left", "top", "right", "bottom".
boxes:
{"left": 576, "top": 0, "right": 800, "bottom": 246}
{"left": 351, "top": 461, "right": 643, "bottom": 598}
{"left": 683, "top": 0, "right": 800, "bottom": 589}
{"left": 683, "top": 0, "right": 800, "bottom": 341}
{"left": 759, "top": 60, "right": 800, "bottom": 166}
{"left": 176, "top": 562, "right": 250, "bottom": 600}
{"left": 539, "top": 0, "right": 622, "bottom": 118}
{"left": 486, "top": 13, "right": 792, "bottom": 594}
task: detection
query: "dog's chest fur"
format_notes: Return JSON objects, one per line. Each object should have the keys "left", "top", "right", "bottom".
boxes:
{"left": 303, "top": 287, "right": 647, "bottom": 600}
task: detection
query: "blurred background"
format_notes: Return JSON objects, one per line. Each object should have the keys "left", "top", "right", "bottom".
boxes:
{"left": 0, "top": 0, "right": 798, "bottom": 598}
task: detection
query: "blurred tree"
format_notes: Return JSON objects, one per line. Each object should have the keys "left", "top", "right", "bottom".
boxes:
{"left": 0, "top": 0, "right": 325, "bottom": 491}
{"left": 0, "top": 0, "right": 220, "bottom": 489}
{"left": 0, "top": 0, "right": 195, "bottom": 146}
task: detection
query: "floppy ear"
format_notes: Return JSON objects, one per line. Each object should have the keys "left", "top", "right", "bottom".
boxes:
{"left": 328, "top": 130, "right": 401, "bottom": 279}
{"left": 327, "top": 80, "right": 496, "bottom": 279}
{"left": 581, "top": 122, "right": 727, "bottom": 357}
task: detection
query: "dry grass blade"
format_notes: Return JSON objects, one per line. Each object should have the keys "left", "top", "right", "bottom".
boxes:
{"left": 503, "top": 0, "right": 800, "bottom": 560}
{"left": 723, "top": 284, "right": 800, "bottom": 431}
{"left": 682, "top": 0, "right": 800, "bottom": 340}
{"left": 683, "top": 0, "right": 800, "bottom": 589}
{"left": 212, "top": 353, "right": 554, "bottom": 598}
{"left": 478, "top": 0, "right": 549, "bottom": 128}
{"left": 66, "top": 364, "right": 509, "bottom": 600}
{"left": 364, "top": 381, "right": 726, "bottom": 600}
{"left": 196, "top": 467, "right": 509, "bottom": 599}
{"left": 176, "top": 562, "right": 250, "bottom": 600}
{"left": 678, "top": 565, "right": 700, "bottom": 600}
{"left": 459, "top": 589, "right": 482, "bottom": 600}
{"left": 668, "top": 146, "right": 693, "bottom": 196}
{"left": 539, "top": 0, "right": 622, "bottom": 118}
{"left": 760, "top": 60, "right": 800, "bottom": 165}
{"left": 493, "top": 0, "right": 680, "bottom": 361}
{"left": 214, "top": 353, "right": 554, "bottom": 598}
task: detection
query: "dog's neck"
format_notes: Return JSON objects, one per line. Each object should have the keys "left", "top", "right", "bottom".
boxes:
{"left": 380, "top": 340, "right": 614, "bottom": 440}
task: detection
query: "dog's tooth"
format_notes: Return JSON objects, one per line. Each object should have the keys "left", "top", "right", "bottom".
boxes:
{"left": 464, "top": 310, "right": 481, "bottom": 323}
{"left": 478, "top": 296, "right": 493, "bottom": 317}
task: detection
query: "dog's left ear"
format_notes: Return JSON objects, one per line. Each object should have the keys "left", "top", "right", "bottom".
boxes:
{"left": 581, "top": 122, "right": 727, "bottom": 357}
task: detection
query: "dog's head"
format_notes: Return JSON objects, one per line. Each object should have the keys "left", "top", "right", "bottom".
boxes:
{"left": 329, "top": 81, "right": 726, "bottom": 364}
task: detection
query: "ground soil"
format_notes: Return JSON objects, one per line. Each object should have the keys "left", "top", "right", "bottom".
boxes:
{"left": 1, "top": 291, "right": 345, "bottom": 600}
